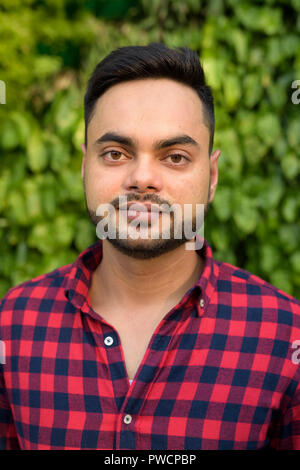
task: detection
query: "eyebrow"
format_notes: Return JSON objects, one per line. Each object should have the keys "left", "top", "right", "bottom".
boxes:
{"left": 94, "top": 132, "right": 201, "bottom": 151}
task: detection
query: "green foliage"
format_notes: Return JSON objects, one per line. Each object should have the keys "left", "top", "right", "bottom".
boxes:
{"left": 0, "top": 0, "right": 300, "bottom": 299}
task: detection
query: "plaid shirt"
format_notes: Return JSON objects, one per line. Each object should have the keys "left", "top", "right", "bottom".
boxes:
{"left": 1, "top": 237, "right": 300, "bottom": 450}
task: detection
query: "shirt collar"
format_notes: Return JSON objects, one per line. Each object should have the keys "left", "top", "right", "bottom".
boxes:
{"left": 64, "top": 235, "right": 219, "bottom": 318}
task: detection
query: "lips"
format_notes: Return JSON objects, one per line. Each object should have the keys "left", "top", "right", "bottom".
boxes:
{"left": 118, "top": 202, "right": 162, "bottom": 213}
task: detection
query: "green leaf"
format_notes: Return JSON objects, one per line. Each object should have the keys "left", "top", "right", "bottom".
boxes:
{"left": 223, "top": 74, "right": 242, "bottom": 109}
{"left": 202, "top": 56, "right": 226, "bottom": 90}
{"left": 243, "top": 136, "right": 268, "bottom": 166}
{"left": 259, "top": 244, "right": 280, "bottom": 273}
{"left": 290, "top": 252, "right": 300, "bottom": 274}
{"left": 213, "top": 249, "right": 237, "bottom": 266}
{"left": 33, "top": 55, "right": 62, "bottom": 79}
{"left": 236, "top": 5, "right": 283, "bottom": 35}
{"left": 8, "top": 156, "right": 26, "bottom": 187}
{"left": 74, "top": 219, "right": 97, "bottom": 252}
{"left": 236, "top": 110, "right": 257, "bottom": 136}
{"left": 269, "top": 270, "right": 293, "bottom": 295}
{"left": 281, "top": 153, "right": 299, "bottom": 180}
{"left": 40, "top": 183, "right": 57, "bottom": 218}
{"left": 266, "top": 38, "right": 282, "bottom": 66}
{"left": 53, "top": 89, "right": 81, "bottom": 137}
{"left": 53, "top": 214, "right": 76, "bottom": 247}
{"left": 281, "top": 196, "right": 298, "bottom": 223}
{"left": 72, "top": 118, "right": 85, "bottom": 151}
{"left": 229, "top": 29, "right": 249, "bottom": 63}
{"left": 41, "top": 250, "right": 76, "bottom": 274}
{"left": 266, "top": 82, "right": 287, "bottom": 109}
{"left": 28, "top": 222, "right": 56, "bottom": 254}
{"left": 27, "top": 128, "right": 48, "bottom": 173}
{"left": 217, "top": 128, "right": 242, "bottom": 175}
{"left": 243, "top": 74, "right": 262, "bottom": 107}
{"left": 212, "top": 187, "right": 232, "bottom": 222}
{"left": 257, "top": 177, "right": 284, "bottom": 209}
{"left": 256, "top": 113, "right": 281, "bottom": 147}
{"left": 15, "top": 242, "right": 28, "bottom": 267}
{"left": 7, "top": 189, "right": 28, "bottom": 225}
{"left": 232, "top": 194, "right": 258, "bottom": 234}
{"left": 0, "top": 278, "right": 11, "bottom": 298}
{"left": 10, "top": 111, "right": 32, "bottom": 147}
{"left": 58, "top": 169, "right": 83, "bottom": 202}
{"left": 24, "top": 179, "right": 42, "bottom": 222}
{"left": 0, "top": 119, "right": 19, "bottom": 150}
{"left": 211, "top": 224, "right": 230, "bottom": 251}
{"left": 0, "top": 169, "right": 10, "bottom": 211}
{"left": 278, "top": 224, "right": 300, "bottom": 254}
{"left": 47, "top": 134, "right": 70, "bottom": 172}
{"left": 287, "top": 119, "right": 300, "bottom": 149}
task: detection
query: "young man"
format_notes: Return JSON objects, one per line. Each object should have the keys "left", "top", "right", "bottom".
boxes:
{"left": 1, "top": 43, "right": 300, "bottom": 450}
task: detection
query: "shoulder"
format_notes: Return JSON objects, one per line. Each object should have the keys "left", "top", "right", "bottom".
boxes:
{"left": 0, "top": 263, "right": 73, "bottom": 325}
{"left": 214, "top": 258, "right": 300, "bottom": 317}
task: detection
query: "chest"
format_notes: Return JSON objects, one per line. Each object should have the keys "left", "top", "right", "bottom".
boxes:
{"left": 91, "top": 298, "right": 178, "bottom": 380}
{"left": 106, "top": 314, "right": 163, "bottom": 381}
{"left": 6, "top": 318, "right": 283, "bottom": 450}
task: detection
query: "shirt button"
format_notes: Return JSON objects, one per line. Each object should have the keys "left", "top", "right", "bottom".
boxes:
{"left": 104, "top": 336, "right": 114, "bottom": 346}
{"left": 124, "top": 414, "right": 132, "bottom": 425}
{"left": 200, "top": 298, "right": 205, "bottom": 308}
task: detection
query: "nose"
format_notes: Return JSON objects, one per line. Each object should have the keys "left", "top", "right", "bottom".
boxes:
{"left": 123, "top": 155, "right": 163, "bottom": 194}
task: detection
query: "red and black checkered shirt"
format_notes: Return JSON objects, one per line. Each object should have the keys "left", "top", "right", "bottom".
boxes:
{"left": 1, "top": 237, "right": 300, "bottom": 450}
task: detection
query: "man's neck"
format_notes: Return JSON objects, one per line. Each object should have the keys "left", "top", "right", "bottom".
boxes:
{"left": 89, "top": 240, "right": 204, "bottom": 315}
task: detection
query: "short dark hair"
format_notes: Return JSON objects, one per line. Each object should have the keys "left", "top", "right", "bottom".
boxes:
{"left": 84, "top": 43, "right": 215, "bottom": 154}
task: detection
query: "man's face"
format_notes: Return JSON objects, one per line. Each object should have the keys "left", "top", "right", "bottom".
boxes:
{"left": 82, "top": 78, "right": 219, "bottom": 259}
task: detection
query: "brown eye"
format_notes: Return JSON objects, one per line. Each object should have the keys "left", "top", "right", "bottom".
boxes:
{"left": 100, "top": 151, "right": 124, "bottom": 161}
{"left": 166, "top": 154, "right": 189, "bottom": 165}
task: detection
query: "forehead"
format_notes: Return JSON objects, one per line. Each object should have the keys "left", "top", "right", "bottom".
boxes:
{"left": 89, "top": 78, "right": 207, "bottom": 138}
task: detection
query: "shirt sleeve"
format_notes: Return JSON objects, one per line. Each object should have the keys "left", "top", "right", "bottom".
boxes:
{"left": 0, "top": 294, "right": 20, "bottom": 450}
{"left": 0, "top": 369, "right": 20, "bottom": 450}
{"left": 270, "top": 382, "right": 300, "bottom": 450}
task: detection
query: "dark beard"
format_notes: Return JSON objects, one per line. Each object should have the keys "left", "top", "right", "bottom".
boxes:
{"left": 83, "top": 176, "right": 210, "bottom": 259}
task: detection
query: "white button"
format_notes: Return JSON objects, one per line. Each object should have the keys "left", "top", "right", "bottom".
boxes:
{"left": 104, "top": 336, "right": 114, "bottom": 346}
{"left": 124, "top": 414, "right": 132, "bottom": 425}
{"left": 200, "top": 299, "right": 205, "bottom": 308}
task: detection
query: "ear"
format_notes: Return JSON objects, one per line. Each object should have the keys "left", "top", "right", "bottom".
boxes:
{"left": 81, "top": 143, "right": 86, "bottom": 179}
{"left": 208, "top": 149, "right": 221, "bottom": 203}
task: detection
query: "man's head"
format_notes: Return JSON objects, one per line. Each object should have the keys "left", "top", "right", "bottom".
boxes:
{"left": 84, "top": 43, "right": 215, "bottom": 154}
{"left": 81, "top": 43, "right": 220, "bottom": 259}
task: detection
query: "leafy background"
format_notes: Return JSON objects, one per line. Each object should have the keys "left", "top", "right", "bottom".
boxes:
{"left": 0, "top": 0, "right": 300, "bottom": 299}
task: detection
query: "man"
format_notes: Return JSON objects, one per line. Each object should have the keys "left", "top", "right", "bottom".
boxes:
{"left": 1, "top": 43, "right": 300, "bottom": 450}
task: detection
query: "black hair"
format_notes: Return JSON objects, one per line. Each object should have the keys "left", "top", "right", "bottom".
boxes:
{"left": 84, "top": 43, "right": 215, "bottom": 154}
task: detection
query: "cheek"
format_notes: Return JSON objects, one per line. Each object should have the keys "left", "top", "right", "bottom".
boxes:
{"left": 84, "top": 164, "right": 119, "bottom": 205}
{"left": 178, "top": 177, "right": 209, "bottom": 205}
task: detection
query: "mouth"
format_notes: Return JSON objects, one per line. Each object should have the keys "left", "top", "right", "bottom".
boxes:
{"left": 118, "top": 203, "right": 165, "bottom": 224}
{"left": 118, "top": 208, "right": 162, "bottom": 222}
{"left": 118, "top": 202, "right": 163, "bottom": 213}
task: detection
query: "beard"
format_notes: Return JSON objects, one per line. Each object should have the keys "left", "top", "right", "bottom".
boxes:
{"left": 83, "top": 181, "right": 210, "bottom": 260}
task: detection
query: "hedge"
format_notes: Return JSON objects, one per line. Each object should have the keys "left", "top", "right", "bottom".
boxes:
{"left": 0, "top": 0, "right": 299, "bottom": 299}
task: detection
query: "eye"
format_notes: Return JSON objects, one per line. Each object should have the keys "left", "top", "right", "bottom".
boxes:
{"left": 165, "top": 154, "right": 190, "bottom": 165}
{"left": 99, "top": 151, "right": 190, "bottom": 165}
{"left": 100, "top": 150, "right": 125, "bottom": 161}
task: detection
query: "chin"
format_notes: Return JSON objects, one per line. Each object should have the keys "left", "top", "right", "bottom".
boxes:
{"left": 105, "top": 236, "right": 188, "bottom": 260}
